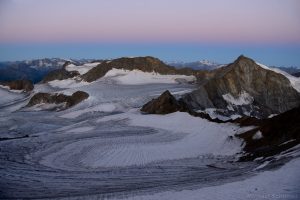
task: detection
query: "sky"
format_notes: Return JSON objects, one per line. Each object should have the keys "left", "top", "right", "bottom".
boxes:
{"left": 0, "top": 0, "right": 300, "bottom": 66}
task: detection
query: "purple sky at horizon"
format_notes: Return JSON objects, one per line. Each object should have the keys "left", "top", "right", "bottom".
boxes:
{"left": 0, "top": 0, "right": 300, "bottom": 65}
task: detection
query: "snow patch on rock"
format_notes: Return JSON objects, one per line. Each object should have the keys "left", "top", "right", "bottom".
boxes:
{"left": 66, "top": 126, "right": 94, "bottom": 133}
{"left": 252, "top": 131, "right": 263, "bottom": 140}
{"left": 222, "top": 91, "right": 254, "bottom": 106}
{"left": 65, "top": 62, "right": 100, "bottom": 75}
{"left": 48, "top": 78, "right": 89, "bottom": 89}
{"left": 103, "top": 68, "right": 196, "bottom": 85}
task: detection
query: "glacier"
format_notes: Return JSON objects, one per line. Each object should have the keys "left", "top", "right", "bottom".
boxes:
{"left": 0, "top": 71, "right": 299, "bottom": 199}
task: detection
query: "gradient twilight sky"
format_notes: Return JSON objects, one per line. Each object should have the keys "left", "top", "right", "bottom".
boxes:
{"left": 0, "top": 0, "right": 300, "bottom": 66}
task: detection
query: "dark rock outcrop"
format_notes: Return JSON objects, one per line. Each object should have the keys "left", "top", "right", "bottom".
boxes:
{"left": 27, "top": 91, "right": 89, "bottom": 110}
{"left": 141, "top": 90, "right": 188, "bottom": 114}
{"left": 183, "top": 55, "right": 300, "bottom": 118}
{"left": 41, "top": 69, "right": 80, "bottom": 83}
{"left": 1, "top": 80, "right": 34, "bottom": 92}
{"left": 81, "top": 57, "right": 197, "bottom": 82}
{"left": 140, "top": 90, "right": 225, "bottom": 123}
{"left": 237, "top": 106, "right": 300, "bottom": 160}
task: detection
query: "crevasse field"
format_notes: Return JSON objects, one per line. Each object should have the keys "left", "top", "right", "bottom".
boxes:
{"left": 0, "top": 69, "right": 299, "bottom": 199}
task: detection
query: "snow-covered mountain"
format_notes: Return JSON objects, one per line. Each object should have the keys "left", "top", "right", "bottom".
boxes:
{"left": 168, "top": 60, "right": 222, "bottom": 70}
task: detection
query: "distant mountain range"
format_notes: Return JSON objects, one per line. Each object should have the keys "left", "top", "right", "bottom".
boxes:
{"left": 168, "top": 60, "right": 300, "bottom": 74}
{"left": 0, "top": 58, "right": 99, "bottom": 83}
{"left": 0, "top": 58, "right": 299, "bottom": 84}
{"left": 167, "top": 60, "right": 222, "bottom": 70}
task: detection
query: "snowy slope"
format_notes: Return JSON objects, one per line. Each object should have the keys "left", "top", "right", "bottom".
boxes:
{"left": 0, "top": 87, "right": 26, "bottom": 105}
{"left": 40, "top": 109, "right": 250, "bottom": 169}
{"left": 103, "top": 68, "right": 196, "bottom": 85}
{"left": 48, "top": 78, "right": 90, "bottom": 89}
{"left": 222, "top": 91, "right": 254, "bottom": 106}
{"left": 256, "top": 62, "right": 300, "bottom": 93}
{"left": 116, "top": 157, "right": 300, "bottom": 200}
{"left": 65, "top": 62, "right": 100, "bottom": 75}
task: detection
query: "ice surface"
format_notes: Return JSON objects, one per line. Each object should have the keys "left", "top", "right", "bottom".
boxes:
{"left": 0, "top": 87, "right": 27, "bottom": 106}
{"left": 60, "top": 103, "right": 119, "bottom": 118}
{"left": 117, "top": 157, "right": 300, "bottom": 200}
{"left": 43, "top": 110, "right": 246, "bottom": 168}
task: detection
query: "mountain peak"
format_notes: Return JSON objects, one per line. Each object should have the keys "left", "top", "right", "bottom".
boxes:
{"left": 234, "top": 55, "right": 255, "bottom": 64}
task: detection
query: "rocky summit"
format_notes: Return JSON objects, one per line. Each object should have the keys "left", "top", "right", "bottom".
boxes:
{"left": 81, "top": 56, "right": 196, "bottom": 82}
{"left": 182, "top": 55, "right": 300, "bottom": 118}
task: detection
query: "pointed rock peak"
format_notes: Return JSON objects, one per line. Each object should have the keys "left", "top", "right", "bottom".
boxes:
{"left": 231, "top": 55, "right": 257, "bottom": 70}
{"left": 235, "top": 55, "right": 254, "bottom": 63}
{"left": 161, "top": 90, "right": 173, "bottom": 97}
{"left": 63, "top": 61, "right": 72, "bottom": 68}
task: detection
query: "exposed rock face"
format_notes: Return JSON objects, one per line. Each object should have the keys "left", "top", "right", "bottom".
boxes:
{"left": 81, "top": 64, "right": 112, "bottom": 83}
{"left": 41, "top": 61, "right": 80, "bottom": 83}
{"left": 141, "top": 90, "right": 188, "bottom": 114}
{"left": 183, "top": 55, "right": 300, "bottom": 118}
{"left": 27, "top": 91, "right": 89, "bottom": 110}
{"left": 41, "top": 69, "right": 80, "bottom": 83}
{"left": 141, "top": 90, "right": 233, "bottom": 123}
{"left": 1, "top": 80, "right": 34, "bottom": 92}
{"left": 238, "top": 106, "right": 300, "bottom": 160}
{"left": 0, "top": 58, "right": 68, "bottom": 83}
{"left": 81, "top": 57, "right": 197, "bottom": 82}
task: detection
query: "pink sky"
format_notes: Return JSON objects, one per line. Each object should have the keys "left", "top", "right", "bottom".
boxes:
{"left": 0, "top": 0, "right": 299, "bottom": 44}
